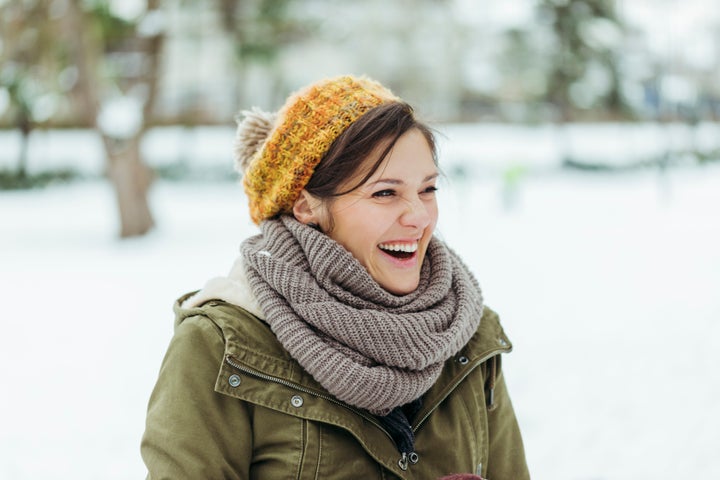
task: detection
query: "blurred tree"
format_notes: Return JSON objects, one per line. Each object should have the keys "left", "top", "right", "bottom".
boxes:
{"left": 0, "top": 1, "right": 66, "bottom": 178}
{"left": 2, "top": 72, "right": 33, "bottom": 180}
{"left": 494, "top": 27, "right": 550, "bottom": 122}
{"left": 62, "top": 0, "right": 164, "bottom": 237}
{"left": 538, "top": 0, "right": 626, "bottom": 121}
{"left": 0, "top": 0, "right": 163, "bottom": 237}
{"left": 216, "top": 0, "right": 314, "bottom": 107}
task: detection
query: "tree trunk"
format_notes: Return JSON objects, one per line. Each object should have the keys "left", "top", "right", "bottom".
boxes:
{"left": 105, "top": 136, "right": 155, "bottom": 237}
{"left": 17, "top": 115, "right": 31, "bottom": 179}
{"left": 65, "top": 0, "right": 159, "bottom": 238}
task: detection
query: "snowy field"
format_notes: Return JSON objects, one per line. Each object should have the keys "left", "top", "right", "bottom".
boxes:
{"left": 1, "top": 132, "right": 720, "bottom": 479}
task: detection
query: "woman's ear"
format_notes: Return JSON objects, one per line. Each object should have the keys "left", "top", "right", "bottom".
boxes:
{"left": 293, "top": 190, "right": 322, "bottom": 226}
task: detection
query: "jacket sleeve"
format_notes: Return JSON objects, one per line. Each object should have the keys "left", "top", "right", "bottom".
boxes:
{"left": 141, "top": 315, "right": 252, "bottom": 479}
{"left": 486, "top": 361, "right": 530, "bottom": 479}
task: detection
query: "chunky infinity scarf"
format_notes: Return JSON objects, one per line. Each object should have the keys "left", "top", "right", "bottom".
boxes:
{"left": 240, "top": 216, "right": 483, "bottom": 416}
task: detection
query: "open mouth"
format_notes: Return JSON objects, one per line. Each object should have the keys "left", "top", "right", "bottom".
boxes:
{"left": 378, "top": 242, "right": 418, "bottom": 260}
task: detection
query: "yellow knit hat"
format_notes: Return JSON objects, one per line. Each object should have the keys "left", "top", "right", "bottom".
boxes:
{"left": 235, "top": 75, "right": 398, "bottom": 224}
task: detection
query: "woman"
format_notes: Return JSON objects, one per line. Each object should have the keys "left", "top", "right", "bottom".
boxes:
{"left": 142, "top": 75, "right": 529, "bottom": 479}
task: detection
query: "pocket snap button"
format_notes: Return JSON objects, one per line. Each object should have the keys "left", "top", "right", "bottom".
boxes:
{"left": 228, "top": 374, "right": 241, "bottom": 387}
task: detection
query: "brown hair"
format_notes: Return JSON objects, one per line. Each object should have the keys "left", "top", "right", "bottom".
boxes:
{"left": 304, "top": 102, "right": 437, "bottom": 200}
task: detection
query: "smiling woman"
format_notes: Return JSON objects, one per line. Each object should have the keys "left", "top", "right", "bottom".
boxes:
{"left": 294, "top": 116, "right": 439, "bottom": 295}
{"left": 141, "top": 75, "right": 530, "bottom": 480}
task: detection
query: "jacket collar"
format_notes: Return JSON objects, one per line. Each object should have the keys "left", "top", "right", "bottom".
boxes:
{"left": 180, "top": 256, "right": 264, "bottom": 319}
{"left": 175, "top": 295, "right": 512, "bottom": 408}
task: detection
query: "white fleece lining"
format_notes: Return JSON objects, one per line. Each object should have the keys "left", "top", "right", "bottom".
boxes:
{"left": 181, "top": 256, "right": 265, "bottom": 319}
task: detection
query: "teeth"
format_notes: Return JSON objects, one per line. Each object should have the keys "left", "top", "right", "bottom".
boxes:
{"left": 378, "top": 242, "right": 418, "bottom": 253}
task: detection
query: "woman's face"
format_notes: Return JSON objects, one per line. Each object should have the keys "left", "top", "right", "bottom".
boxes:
{"left": 319, "top": 128, "right": 439, "bottom": 295}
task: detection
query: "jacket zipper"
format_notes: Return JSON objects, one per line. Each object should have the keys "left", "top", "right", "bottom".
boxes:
{"left": 224, "top": 355, "right": 395, "bottom": 443}
{"left": 412, "top": 347, "right": 507, "bottom": 434}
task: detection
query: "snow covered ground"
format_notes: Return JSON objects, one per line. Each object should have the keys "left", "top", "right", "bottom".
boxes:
{"left": 1, "top": 136, "right": 719, "bottom": 478}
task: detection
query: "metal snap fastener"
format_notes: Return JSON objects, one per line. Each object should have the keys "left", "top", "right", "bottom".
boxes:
{"left": 228, "top": 374, "right": 241, "bottom": 387}
{"left": 458, "top": 356, "right": 469, "bottom": 365}
{"left": 409, "top": 452, "right": 419, "bottom": 464}
{"left": 290, "top": 395, "right": 304, "bottom": 407}
{"left": 499, "top": 338, "right": 508, "bottom": 346}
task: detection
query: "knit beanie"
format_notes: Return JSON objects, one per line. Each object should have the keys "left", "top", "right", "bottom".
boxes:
{"left": 234, "top": 75, "right": 399, "bottom": 224}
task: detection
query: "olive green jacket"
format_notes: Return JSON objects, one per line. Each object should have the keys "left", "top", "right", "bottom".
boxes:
{"left": 141, "top": 294, "right": 529, "bottom": 479}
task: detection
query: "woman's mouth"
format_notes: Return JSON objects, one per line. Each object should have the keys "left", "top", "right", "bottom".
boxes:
{"left": 378, "top": 241, "right": 418, "bottom": 261}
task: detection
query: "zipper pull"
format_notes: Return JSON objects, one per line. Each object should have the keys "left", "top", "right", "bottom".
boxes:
{"left": 398, "top": 452, "right": 409, "bottom": 471}
{"left": 398, "top": 451, "right": 419, "bottom": 471}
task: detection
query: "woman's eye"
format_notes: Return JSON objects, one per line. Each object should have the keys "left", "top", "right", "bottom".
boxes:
{"left": 422, "top": 186, "right": 438, "bottom": 194}
{"left": 372, "top": 189, "right": 395, "bottom": 198}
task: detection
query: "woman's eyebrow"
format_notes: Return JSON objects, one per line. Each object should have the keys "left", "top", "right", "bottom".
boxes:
{"left": 369, "top": 173, "right": 439, "bottom": 186}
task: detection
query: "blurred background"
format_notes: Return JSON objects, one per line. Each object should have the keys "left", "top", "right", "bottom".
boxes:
{"left": 2, "top": 0, "right": 720, "bottom": 207}
{"left": 1, "top": 1, "right": 719, "bottom": 479}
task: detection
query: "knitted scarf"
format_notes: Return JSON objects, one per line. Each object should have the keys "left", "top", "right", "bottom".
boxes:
{"left": 240, "top": 216, "right": 484, "bottom": 416}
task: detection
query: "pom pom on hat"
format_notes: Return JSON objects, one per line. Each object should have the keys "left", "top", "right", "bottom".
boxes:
{"left": 234, "top": 107, "right": 277, "bottom": 174}
{"left": 238, "top": 75, "right": 398, "bottom": 224}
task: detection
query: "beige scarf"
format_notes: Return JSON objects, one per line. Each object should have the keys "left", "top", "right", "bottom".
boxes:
{"left": 240, "top": 216, "right": 483, "bottom": 415}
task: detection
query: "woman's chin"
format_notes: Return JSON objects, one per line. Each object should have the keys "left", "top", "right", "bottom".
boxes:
{"left": 378, "top": 276, "right": 420, "bottom": 296}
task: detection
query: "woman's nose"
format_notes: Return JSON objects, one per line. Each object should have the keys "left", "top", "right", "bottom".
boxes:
{"left": 400, "top": 196, "right": 432, "bottom": 229}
